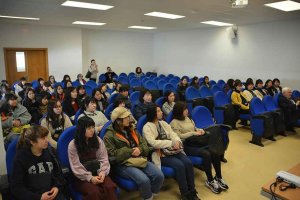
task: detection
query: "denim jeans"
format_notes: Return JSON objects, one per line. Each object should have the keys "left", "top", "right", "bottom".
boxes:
{"left": 114, "top": 161, "right": 164, "bottom": 199}
{"left": 161, "top": 152, "right": 195, "bottom": 194}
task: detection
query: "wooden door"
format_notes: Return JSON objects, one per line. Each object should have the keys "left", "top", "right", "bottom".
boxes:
{"left": 4, "top": 48, "right": 48, "bottom": 85}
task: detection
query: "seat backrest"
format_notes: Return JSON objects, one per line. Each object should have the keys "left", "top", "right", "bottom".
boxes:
{"left": 74, "top": 108, "right": 83, "bottom": 124}
{"left": 6, "top": 136, "right": 19, "bottom": 177}
{"left": 169, "top": 79, "right": 179, "bottom": 86}
{"left": 185, "top": 86, "right": 201, "bottom": 100}
{"left": 98, "top": 74, "right": 106, "bottom": 83}
{"left": 104, "top": 103, "right": 115, "bottom": 119}
{"left": 167, "top": 74, "right": 174, "bottom": 79}
{"left": 227, "top": 89, "right": 233, "bottom": 99}
{"left": 262, "top": 95, "right": 278, "bottom": 111}
{"left": 292, "top": 90, "right": 300, "bottom": 99}
{"left": 53, "top": 82, "right": 63, "bottom": 88}
{"left": 211, "top": 84, "right": 222, "bottom": 94}
{"left": 86, "top": 80, "right": 97, "bottom": 89}
{"left": 273, "top": 93, "right": 280, "bottom": 107}
{"left": 158, "top": 74, "right": 166, "bottom": 79}
{"left": 144, "top": 80, "right": 158, "bottom": 90}
{"left": 199, "top": 85, "right": 213, "bottom": 97}
{"left": 209, "top": 80, "right": 217, "bottom": 86}
{"left": 191, "top": 106, "right": 214, "bottom": 128}
{"left": 137, "top": 115, "right": 147, "bottom": 136}
{"left": 130, "top": 91, "right": 141, "bottom": 106}
{"left": 57, "top": 126, "right": 77, "bottom": 168}
{"left": 118, "top": 76, "right": 129, "bottom": 85}
{"left": 153, "top": 77, "right": 161, "bottom": 83}
{"left": 109, "top": 93, "right": 119, "bottom": 105}
{"left": 157, "top": 80, "right": 167, "bottom": 90}
{"left": 129, "top": 78, "right": 141, "bottom": 87}
{"left": 213, "top": 91, "right": 230, "bottom": 107}
{"left": 72, "top": 81, "right": 81, "bottom": 87}
{"left": 119, "top": 73, "right": 127, "bottom": 77}
{"left": 99, "top": 120, "right": 112, "bottom": 139}
{"left": 84, "top": 85, "right": 93, "bottom": 96}
{"left": 163, "top": 83, "right": 176, "bottom": 94}
{"left": 165, "top": 111, "right": 173, "bottom": 123}
{"left": 250, "top": 97, "right": 267, "bottom": 116}
{"left": 155, "top": 97, "right": 165, "bottom": 108}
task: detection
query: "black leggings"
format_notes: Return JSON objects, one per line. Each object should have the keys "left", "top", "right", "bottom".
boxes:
{"left": 184, "top": 145, "right": 222, "bottom": 182}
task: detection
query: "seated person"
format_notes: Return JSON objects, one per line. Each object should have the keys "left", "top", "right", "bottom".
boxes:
{"left": 92, "top": 88, "right": 108, "bottom": 113}
{"left": 201, "top": 76, "right": 210, "bottom": 88}
{"left": 41, "top": 99, "right": 72, "bottom": 149}
{"left": 43, "top": 81, "right": 55, "bottom": 95}
{"left": 63, "top": 87, "right": 79, "bottom": 120}
{"left": 76, "top": 73, "right": 86, "bottom": 85}
{"left": 190, "top": 77, "right": 200, "bottom": 89}
{"left": 133, "top": 89, "right": 155, "bottom": 120}
{"left": 273, "top": 78, "right": 282, "bottom": 93}
{"left": 14, "top": 77, "right": 27, "bottom": 99}
{"left": 278, "top": 87, "right": 300, "bottom": 132}
{"left": 1, "top": 93, "right": 31, "bottom": 143}
{"left": 37, "top": 91, "right": 51, "bottom": 116}
{"left": 35, "top": 78, "right": 45, "bottom": 94}
{"left": 10, "top": 125, "right": 66, "bottom": 200}
{"left": 104, "top": 107, "right": 164, "bottom": 200}
{"left": 111, "top": 82, "right": 122, "bottom": 95}
{"left": 52, "top": 84, "right": 65, "bottom": 102}
{"left": 231, "top": 80, "right": 249, "bottom": 126}
{"left": 62, "top": 74, "right": 71, "bottom": 86}
{"left": 48, "top": 75, "right": 56, "bottom": 88}
{"left": 17, "top": 83, "right": 32, "bottom": 101}
{"left": 115, "top": 86, "right": 131, "bottom": 109}
{"left": 104, "top": 67, "right": 117, "bottom": 84}
{"left": 264, "top": 79, "right": 275, "bottom": 96}
{"left": 22, "top": 88, "right": 41, "bottom": 124}
{"left": 114, "top": 96, "right": 137, "bottom": 125}
{"left": 254, "top": 79, "right": 267, "bottom": 100}
{"left": 78, "top": 97, "right": 108, "bottom": 133}
{"left": 135, "top": 66, "right": 144, "bottom": 79}
{"left": 99, "top": 84, "right": 110, "bottom": 102}
{"left": 242, "top": 79, "right": 257, "bottom": 102}
{"left": 177, "top": 77, "right": 188, "bottom": 101}
{"left": 77, "top": 85, "right": 87, "bottom": 105}
{"left": 68, "top": 116, "right": 117, "bottom": 200}
{"left": 170, "top": 102, "right": 228, "bottom": 194}
{"left": 143, "top": 105, "right": 200, "bottom": 200}
{"left": 162, "top": 91, "right": 175, "bottom": 116}
{"left": 64, "top": 80, "right": 73, "bottom": 89}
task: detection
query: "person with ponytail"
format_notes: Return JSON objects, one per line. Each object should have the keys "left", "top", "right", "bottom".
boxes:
{"left": 68, "top": 116, "right": 117, "bottom": 200}
{"left": 40, "top": 99, "right": 72, "bottom": 148}
{"left": 10, "top": 125, "right": 66, "bottom": 200}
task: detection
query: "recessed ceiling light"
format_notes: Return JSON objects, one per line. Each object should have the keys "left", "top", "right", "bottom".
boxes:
{"left": 144, "top": 12, "right": 185, "bottom": 19}
{"left": 128, "top": 26, "right": 157, "bottom": 30}
{"left": 0, "top": 15, "right": 40, "bottom": 20}
{"left": 201, "top": 21, "right": 233, "bottom": 26}
{"left": 62, "top": 1, "right": 113, "bottom": 10}
{"left": 72, "top": 21, "right": 106, "bottom": 26}
{"left": 265, "top": 0, "right": 300, "bottom": 12}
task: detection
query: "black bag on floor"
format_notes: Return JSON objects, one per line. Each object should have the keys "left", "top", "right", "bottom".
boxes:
{"left": 223, "top": 104, "right": 237, "bottom": 128}
{"left": 261, "top": 112, "right": 275, "bottom": 138}
{"left": 271, "top": 111, "right": 285, "bottom": 134}
{"left": 204, "top": 125, "right": 227, "bottom": 156}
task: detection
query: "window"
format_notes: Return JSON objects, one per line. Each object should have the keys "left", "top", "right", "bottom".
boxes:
{"left": 16, "top": 52, "right": 25, "bottom": 72}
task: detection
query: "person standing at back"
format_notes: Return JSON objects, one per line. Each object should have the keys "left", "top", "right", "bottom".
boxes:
{"left": 88, "top": 59, "right": 99, "bottom": 82}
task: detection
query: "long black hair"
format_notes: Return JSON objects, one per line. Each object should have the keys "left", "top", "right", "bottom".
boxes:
{"left": 172, "top": 101, "right": 187, "bottom": 121}
{"left": 146, "top": 104, "right": 159, "bottom": 122}
{"left": 75, "top": 116, "right": 99, "bottom": 155}
{"left": 139, "top": 89, "right": 151, "bottom": 103}
{"left": 46, "top": 99, "right": 65, "bottom": 129}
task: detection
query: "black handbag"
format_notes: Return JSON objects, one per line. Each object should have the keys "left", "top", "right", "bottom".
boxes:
{"left": 85, "top": 71, "right": 92, "bottom": 78}
{"left": 185, "top": 134, "right": 210, "bottom": 148}
{"left": 82, "top": 160, "right": 101, "bottom": 176}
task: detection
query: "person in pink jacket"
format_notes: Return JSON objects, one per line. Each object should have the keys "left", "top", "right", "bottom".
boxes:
{"left": 68, "top": 116, "right": 117, "bottom": 200}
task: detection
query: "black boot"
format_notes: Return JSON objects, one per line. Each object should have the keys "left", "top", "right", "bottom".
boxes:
{"left": 190, "top": 190, "right": 201, "bottom": 200}
{"left": 250, "top": 135, "right": 264, "bottom": 147}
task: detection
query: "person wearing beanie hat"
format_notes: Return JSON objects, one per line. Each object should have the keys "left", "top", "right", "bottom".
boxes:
{"left": 104, "top": 107, "right": 164, "bottom": 200}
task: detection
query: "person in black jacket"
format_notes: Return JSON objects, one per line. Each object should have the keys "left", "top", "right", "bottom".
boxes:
{"left": 115, "top": 86, "right": 131, "bottom": 109}
{"left": 10, "top": 125, "right": 66, "bottom": 200}
{"left": 278, "top": 87, "right": 300, "bottom": 132}
{"left": 22, "top": 88, "right": 42, "bottom": 124}
{"left": 273, "top": 78, "right": 282, "bottom": 93}
{"left": 104, "top": 67, "right": 117, "bottom": 84}
{"left": 264, "top": 79, "right": 275, "bottom": 96}
{"left": 177, "top": 77, "right": 189, "bottom": 101}
{"left": 133, "top": 89, "right": 155, "bottom": 120}
{"left": 62, "top": 87, "right": 79, "bottom": 121}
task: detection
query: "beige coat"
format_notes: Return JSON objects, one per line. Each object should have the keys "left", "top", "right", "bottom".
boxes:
{"left": 143, "top": 121, "right": 182, "bottom": 169}
{"left": 170, "top": 117, "right": 198, "bottom": 141}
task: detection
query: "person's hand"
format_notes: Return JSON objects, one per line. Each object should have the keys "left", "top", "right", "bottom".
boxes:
{"left": 47, "top": 187, "right": 59, "bottom": 200}
{"left": 96, "top": 125, "right": 103, "bottom": 133}
{"left": 173, "top": 141, "right": 181, "bottom": 150}
{"left": 132, "top": 147, "right": 141, "bottom": 157}
{"left": 41, "top": 191, "right": 51, "bottom": 200}
{"left": 13, "top": 119, "right": 21, "bottom": 127}
{"left": 91, "top": 176, "right": 101, "bottom": 185}
{"left": 195, "top": 129, "right": 205, "bottom": 136}
{"left": 98, "top": 171, "right": 106, "bottom": 183}
{"left": 296, "top": 101, "right": 300, "bottom": 106}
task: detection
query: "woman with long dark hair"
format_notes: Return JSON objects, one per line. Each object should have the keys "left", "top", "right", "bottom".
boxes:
{"left": 170, "top": 102, "right": 228, "bottom": 194}
{"left": 143, "top": 105, "right": 199, "bottom": 200}
{"left": 77, "top": 85, "right": 87, "bottom": 105}
{"left": 48, "top": 75, "right": 56, "bottom": 88}
{"left": 135, "top": 66, "right": 144, "bottom": 79}
{"left": 92, "top": 88, "right": 108, "bottom": 113}
{"left": 202, "top": 76, "right": 210, "bottom": 88}
{"left": 52, "top": 84, "right": 65, "bottom": 102}
{"left": 41, "top": 99, "right": 72, "bottom": 148}
{"left": 62, "top": 87, "right": 79, "bottom": 120}
{"left": 62, "top": 75, "right": 71, "bottom": 85}
{"left": 104, "top": 107, "right": 164, "bottom": 200}
{"left": 10, "top": 125, "right": 66, "bottom": 200}
{"left": 68, "top": 116, "right": 117, "bottom": 200}
{"left": 162, "top": 91, "right": 176, "bottom": 116}
{"left": 22, "top": 88, "right": 41, "bottom": 124}
{"left": 177, "top": 77, "right": 188, "bottom": 101}
{"left": 190, "top": 77, "right": 200, "bottom": 89}
{"left": 264, "top": 79, "right": 275, "bottom": 96}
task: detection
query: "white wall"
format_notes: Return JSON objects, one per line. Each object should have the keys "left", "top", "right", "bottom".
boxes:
{"left": 82, "top": 29, "right": 154, "bottom": 75}
{"left": 153, "top": 18, "right": 300, "bottom": 89}
{"left": 0, "top": 22, "right": 83, "bottom": 82}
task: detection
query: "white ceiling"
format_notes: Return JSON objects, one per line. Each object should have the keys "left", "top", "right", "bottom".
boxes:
{"left": 0, "top": 0, "right": 300, "bottom": 32}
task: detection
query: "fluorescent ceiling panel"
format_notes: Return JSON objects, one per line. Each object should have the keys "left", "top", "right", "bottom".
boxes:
{"left": 265, "top": 0, "right": 300, "bottom": 11}
{"left": 62, "top": 1, "right": 113, "bottom": 10}
{"left": 144, "top": 12, "right": 185, "bottom": 19}
{"left": 128, "top": 26, "right": 157, "bottom": 30}
{"left": 0, "top": 15, "right": 40, "bottom": 20}
{"left": 72, "top": 21, "right": 106, "bottom": 26}
{"left": 201, "top": 21, "right": 233, "bottom": 26}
